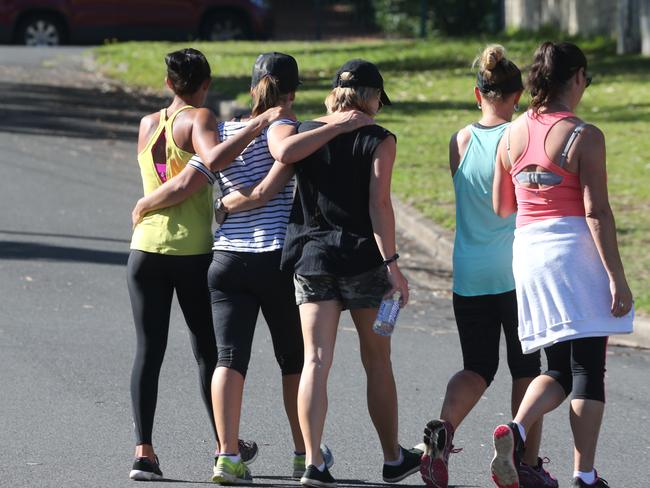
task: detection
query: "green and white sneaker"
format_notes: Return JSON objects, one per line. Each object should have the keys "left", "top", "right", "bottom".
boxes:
{"left": 293, "top": 444, "right": 334, "bottom": 479}
{"left": 212, "top": 456, "right": 253, "bottom": 485}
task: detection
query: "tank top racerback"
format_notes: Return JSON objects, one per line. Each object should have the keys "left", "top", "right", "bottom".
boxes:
{"left": 453, "top": 123, "right": 516, "bottom": 296}
{"left": 509, "top": 111, "right": 586, "bottom": 228}
{"left": 130, "top": 106, "right": 213, "bottom": 255}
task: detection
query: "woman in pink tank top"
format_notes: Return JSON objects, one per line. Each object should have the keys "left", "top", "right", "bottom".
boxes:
{"left": 490, "top": 42, "right": 634, "bottom": 488}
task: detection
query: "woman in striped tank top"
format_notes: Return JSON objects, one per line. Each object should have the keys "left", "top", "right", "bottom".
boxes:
{"left": 128, "top": 48, "right": 285, "bottom": 481}
{"left": 132, "top": 52, "right": 372, "bottom": 484}
{"left": 491, "top": 42, "right": 633, "bottom": 488}
{"left": 419, "top": 45, "right": 556, "bottom": 488}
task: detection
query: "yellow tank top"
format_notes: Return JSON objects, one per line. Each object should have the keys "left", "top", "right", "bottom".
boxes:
{"left": 130, "top": 105, "right": 213, "bottom": 255}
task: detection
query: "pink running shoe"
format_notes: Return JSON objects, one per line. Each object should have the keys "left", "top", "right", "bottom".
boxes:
{"left": 420, "top": 419, "right": 461, "bottom": 488}
{"left": 490, "top": 422, "right": 524, "bottom": 488}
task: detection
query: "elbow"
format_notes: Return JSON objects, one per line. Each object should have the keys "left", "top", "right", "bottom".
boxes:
{"left": 585, "top": 205, "right": 613, "bottom": 222}
{"left": 496, "top": 207, "right": 514, "bottom": 218}
{"left": 272, "top": 146, "right": 294, "bottom": 164}
{"left": 369, "top": 196, "right": 392, "bottom": 216}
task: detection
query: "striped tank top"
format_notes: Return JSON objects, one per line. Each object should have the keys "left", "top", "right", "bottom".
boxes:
{"left": 189, "top": 120, "right": 295, "bottom": 252}
{"left": 452, "top": 122, "right": 516, "bottom": 296}
{"left": 131, "top": 106, "right": 213, "bottom": 255}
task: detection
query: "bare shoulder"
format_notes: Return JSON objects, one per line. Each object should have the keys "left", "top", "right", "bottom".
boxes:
{"left": 580, "top": 123, "right": 605, "bottom": 143}
{"left": 454, "top": 126, "right": 471, "bottom": 151}
{"left": 137, "top": 112, "right": 161, "bottom": 150}
{"left": 456, "top": 126, "right": 471, "bottom": 144}
{"left": 139, "top": 112, "right": 159, "bottom": 134}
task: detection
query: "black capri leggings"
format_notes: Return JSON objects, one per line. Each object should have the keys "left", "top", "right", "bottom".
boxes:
{"left": 208, "top": 250, "right": 303, "bottom": 378}
{"left": 543, "top": 336, "right": 608, "bottom": 402}
{"left": 127, "top": 250, "right": 217, "bottom": 445}
{"left": 453, "top": 290, "right": 541, "bottom": 386}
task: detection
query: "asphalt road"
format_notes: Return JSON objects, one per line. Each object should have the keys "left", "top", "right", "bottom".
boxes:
{"left": 0, "top": 48, "right": 648, "bottom": 488}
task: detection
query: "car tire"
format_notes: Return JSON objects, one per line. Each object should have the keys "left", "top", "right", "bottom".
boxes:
{"left": 201, "top": 11, "right": 250, "bottom": 41}
{"left": 16, "top": 14, "right": 65, "bottom": 46}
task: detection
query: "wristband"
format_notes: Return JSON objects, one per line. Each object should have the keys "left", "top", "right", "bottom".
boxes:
{"left": 383, "top": 253, "right": 399, "bottom": 266}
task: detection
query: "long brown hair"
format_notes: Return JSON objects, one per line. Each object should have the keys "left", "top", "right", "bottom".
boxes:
{"left": 527, "top": 41, "right": 587, "bottom": 112}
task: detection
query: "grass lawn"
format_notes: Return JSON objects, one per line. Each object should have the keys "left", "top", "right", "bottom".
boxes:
{"left": 94, "top": 36, "right": 650, "bottom": 311}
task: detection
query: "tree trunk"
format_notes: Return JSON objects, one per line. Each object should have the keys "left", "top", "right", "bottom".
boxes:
{"left": 641, "top": 0, "right": 650, "bottom": 55}
{"left": 618, "top": 0, "right": 641, "bottom": 54}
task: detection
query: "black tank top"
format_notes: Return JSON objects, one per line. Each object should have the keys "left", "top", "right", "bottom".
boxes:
{"left": 281, "top": 120, "right": 396, "bottom": 276}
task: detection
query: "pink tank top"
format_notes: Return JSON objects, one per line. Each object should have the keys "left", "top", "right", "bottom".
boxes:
{"left": 509, "top": 111, "right": 586, "bottom": 227}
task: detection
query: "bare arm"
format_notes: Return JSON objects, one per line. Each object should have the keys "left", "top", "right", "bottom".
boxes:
{"left": 449, "top": 127, "right": 471, "bottom": 177}
{"left": 493, "top": 131, "right": 517, "bottom": 217}
{"left": 368, "top": 135, "right": 409, "bottom": 306}
{"left": 192, "top": 106, "right": 285, "bottom": 172}
{"left": 220, "top": 161, "right": 295, "bottom": 214}
{"left": 268, "top": 110, "right": 373, "bottom": 163}
{"left": 579, "top": 126, "right": 633, "bottom": 317}
{"left": 132, "top": 164, "right": 211, "bottom": 227}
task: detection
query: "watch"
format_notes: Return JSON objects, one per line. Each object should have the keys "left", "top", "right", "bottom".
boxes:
{"left": 214, "top": 197, "right": 229, "bottom": 225}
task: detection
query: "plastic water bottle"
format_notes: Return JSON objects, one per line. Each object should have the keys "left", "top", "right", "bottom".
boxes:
{"left": 372, "top": 291, "right": 402, "bottom": 336}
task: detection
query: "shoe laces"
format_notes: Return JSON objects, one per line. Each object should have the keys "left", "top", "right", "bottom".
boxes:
{"left": 447, "top": 444, "right": 463, "bottom": 457}
{"left": 238, "top": 439, "right": 255, "bottom": 450}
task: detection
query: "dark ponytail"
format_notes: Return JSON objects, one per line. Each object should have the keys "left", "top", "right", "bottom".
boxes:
{"left": 165, "top": 48, "right": 211, "bottom": 96}
{"left": 527, "top": 41, "right": 587, "bottom": 112}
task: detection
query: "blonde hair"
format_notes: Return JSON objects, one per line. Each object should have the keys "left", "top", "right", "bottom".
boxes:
{"left": 473, "top": 44, "right": 521, "bottom": 101}
{"left": 251, "top": 76, "right": 290, "bottom": 117}
{"left": 324, "top": 72, "right": 380, "bottom": 115}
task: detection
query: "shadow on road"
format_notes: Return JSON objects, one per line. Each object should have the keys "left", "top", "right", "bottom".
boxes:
{"left": 0, "top": 240, "right": 128, "bottom": 265}
{"left": 0, "top": 229, "right": 130, "bottom": 244}
{"left": 0, "top": 81, "right": 167, "bottom": 140}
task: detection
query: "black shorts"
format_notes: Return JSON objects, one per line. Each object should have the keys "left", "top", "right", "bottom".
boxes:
{"left": 208, "top": 249, "right": 303, "bottom": 378}
{"left": 543, "top": 336, "right": 608, "bottom": 402}
{"left": 452, "top": 290, "right": 541, "bottom": 386}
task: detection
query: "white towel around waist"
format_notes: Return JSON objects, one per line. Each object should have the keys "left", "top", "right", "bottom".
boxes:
{"left": 512, "top": 216, "right": 634, "bottom": 353}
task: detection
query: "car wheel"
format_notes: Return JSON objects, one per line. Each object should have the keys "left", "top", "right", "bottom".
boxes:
{"left": 201, "top": 12, "right": 249, "bottom": 41}
{"left": 18, "top": 15, "right": 65, "bottom": 46}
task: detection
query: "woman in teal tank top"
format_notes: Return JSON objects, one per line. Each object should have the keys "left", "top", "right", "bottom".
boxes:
{"left": 419, "top": 46, "right": 557, "bottom": 488}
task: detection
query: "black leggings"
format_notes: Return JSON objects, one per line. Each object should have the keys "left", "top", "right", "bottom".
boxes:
{"left": 543, "top": 336, "right": 608, "bottom": 402}
{"left": 453, "top": 291, "right": 541, "bottom": 386}
{"left": 127, "top": 250, "right": 217, "bottom": 445}
{"left": 208, "top": 250, "right": 303, "bottom": 378}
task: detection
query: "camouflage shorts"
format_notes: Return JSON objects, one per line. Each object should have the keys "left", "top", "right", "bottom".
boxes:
{"left": 294, "top": 265, "right": 391, "bottom": 310}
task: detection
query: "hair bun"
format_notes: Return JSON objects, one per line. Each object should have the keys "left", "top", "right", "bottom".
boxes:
{"left": 481, "top": 44, "right": 505, "bottom": 71}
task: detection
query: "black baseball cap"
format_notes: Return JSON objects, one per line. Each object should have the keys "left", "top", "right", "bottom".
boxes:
{"left": 332, "top": 59, "right": 391, "bottom": 106}
{"left": 251, "top": 52, "right": 301, "bottom": 93}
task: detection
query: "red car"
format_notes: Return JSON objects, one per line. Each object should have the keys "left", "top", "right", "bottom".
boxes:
{"left": 0, "top": 0, "right": 272, "bottom": 45}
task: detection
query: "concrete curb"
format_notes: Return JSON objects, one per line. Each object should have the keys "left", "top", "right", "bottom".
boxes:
{"left": 392, "top": 197, "right": 650, "bottom": 350}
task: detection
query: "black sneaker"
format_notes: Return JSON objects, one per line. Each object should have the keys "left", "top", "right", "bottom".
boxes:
{"left": 571, "top": 473, "right": 610, "bottom": 487}
{"left": 491, "top": 422, "right": 524, "bottom": 488}
{"left": 129, "top": 455, "right": 163, "bottom": 481}
{"left": 301, "top": 464, "right": 337, "bottom": 488}
{"left": 383, "top": 445, "right": 423, "bottom": 483}
{"left": 238, "top": 439, "right": 259, "bottom": 465}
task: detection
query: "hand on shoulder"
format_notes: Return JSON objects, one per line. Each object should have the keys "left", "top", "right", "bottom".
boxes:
{"left": 330, "top": 109, "right": 374, "bottom": 133}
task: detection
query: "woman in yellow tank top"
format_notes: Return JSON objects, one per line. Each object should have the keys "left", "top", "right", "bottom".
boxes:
{"left": 127, "top": 48, "right": 283, "bottom": 481}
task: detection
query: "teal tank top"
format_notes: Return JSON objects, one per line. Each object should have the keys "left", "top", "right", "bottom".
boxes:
{"left": 452, "top": 123, "right": 516, "bottom": 296}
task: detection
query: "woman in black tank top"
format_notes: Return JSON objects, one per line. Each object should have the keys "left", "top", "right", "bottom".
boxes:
{"left": 223, "top": 59, "right": 417, "bottom": 487}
